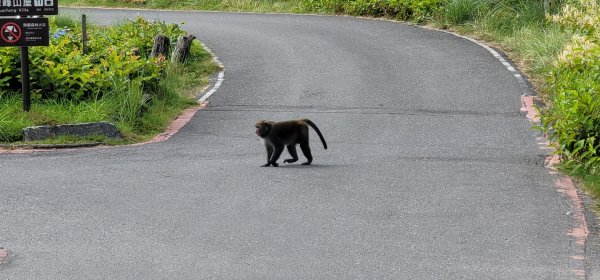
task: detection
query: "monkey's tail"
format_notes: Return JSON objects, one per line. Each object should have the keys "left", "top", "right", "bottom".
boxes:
{"left": 302, "top": 119, "right": 328, "bottom": 150}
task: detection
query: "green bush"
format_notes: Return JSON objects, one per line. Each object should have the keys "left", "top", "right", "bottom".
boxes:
{"left": 300, "top": 0, "right": 443, "bottom": 21}
{"left": 443, "top": 0, "right": 485, "bottom": 25}
{"left": 0, "top": 48, "right": 19, "bottom": 88}
{"left": 299, "top": 0, "right": 346, "bottom": 13}
{"left": 542, "top": 0, "right": 600, "bottom": 171}
{"left": 0, "top": 17, "right": 184, "bottom": 102}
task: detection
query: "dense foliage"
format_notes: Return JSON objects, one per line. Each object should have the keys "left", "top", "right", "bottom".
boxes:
{"left": 542, "top": 0, "right": 600, "bottom": 171}
{"left": 0, "top": 17, "right": 185, "bottom": 101}
{"left": 297, "top": 0, "right": 570, "bottom": 23}
{"left": 300, "top": 0, "right": 443, "bottom": 21}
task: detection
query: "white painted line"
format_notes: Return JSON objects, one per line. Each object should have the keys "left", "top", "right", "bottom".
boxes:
{"left": 199, "top": 71, "right": 224, "bottom": 103}
{"left": 197, "top": 41, "right": 225, "bottom": 104}
{"left": 432, "top": 28, "right": 533, "bottom": 96}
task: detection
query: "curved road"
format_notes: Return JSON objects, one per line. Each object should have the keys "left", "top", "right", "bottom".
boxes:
{"left": 0, "top": 9, "right": 584, "bottom": 279}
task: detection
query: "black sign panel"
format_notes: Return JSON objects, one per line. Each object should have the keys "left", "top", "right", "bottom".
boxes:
{"left": 0, "top": 17, "right": 49, "bottom": 47}
{"left": 0, "top": 0, "right": 58, "bottom": 16}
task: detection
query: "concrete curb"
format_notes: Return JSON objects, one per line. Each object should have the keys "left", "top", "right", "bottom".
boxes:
{"left": 0, "top": 142, "right": 104, "bottom": 150}
{"left": 22, "top": 122, "right": 121, "bottom": 142}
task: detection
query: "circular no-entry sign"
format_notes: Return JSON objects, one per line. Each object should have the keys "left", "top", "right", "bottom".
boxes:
{"left": 1, "top": 22, "right": 21, "bottom": 44}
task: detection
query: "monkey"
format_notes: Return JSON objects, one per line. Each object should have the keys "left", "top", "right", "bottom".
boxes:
{"left": 255, "top": 119, "right": 327, "bottom": 167}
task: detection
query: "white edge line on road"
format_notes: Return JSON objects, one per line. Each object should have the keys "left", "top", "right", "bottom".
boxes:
{"left": 429, "top": 25, "right": 589, "bottom": 280}
{"left": 431, "top": 28, "right": 533, "bottom": 96}
{"left": 197, "top": 41, "right": 225, "bottom": 104}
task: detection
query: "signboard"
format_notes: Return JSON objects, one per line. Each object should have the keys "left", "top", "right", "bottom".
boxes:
{"left": 0, "top": 0, "right": 58, "bottom": 16}
{"left": 0, "top": 17, "right": 49, "bottom": 47}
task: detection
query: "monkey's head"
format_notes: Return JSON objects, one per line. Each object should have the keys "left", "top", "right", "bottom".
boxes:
{"left": 255, "top": 121, "right": 271, "bottom": 138}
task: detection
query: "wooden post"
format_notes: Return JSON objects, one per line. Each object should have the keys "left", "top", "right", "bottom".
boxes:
{"left": 171, "top": 34, "right": 195, "bottom": 64}
{"left": 82, "top": 14, "right": 87, "bottom": 55}
{"left": 151, "top": 35, "right": 170, "bottom": 58}
{"left": 20, "top": 46, "right": 30, "bottom": 112}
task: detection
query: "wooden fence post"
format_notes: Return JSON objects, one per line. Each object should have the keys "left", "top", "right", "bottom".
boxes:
{"left": 151, "top": 35, "right": 170, "bottom": 58}
{"left": 171, "top": 34, "right": 196, "bottom": 64}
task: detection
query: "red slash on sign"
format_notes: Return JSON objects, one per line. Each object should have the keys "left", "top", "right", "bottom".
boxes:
{"left": 1, "top": 22, "right": 21, "bottom": 44}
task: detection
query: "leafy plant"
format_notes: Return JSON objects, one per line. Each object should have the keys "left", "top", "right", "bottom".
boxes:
{"left": 0, "top": 17, "right": 183, "bottom": 102}
{"left": 299, "top": 0, "right": 443, "bottom": 21}
{"left": 541, "top": 0, "right": 600, "bottom": 172}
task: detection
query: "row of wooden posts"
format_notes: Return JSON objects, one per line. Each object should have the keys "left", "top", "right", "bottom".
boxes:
{"left": 81, "top": 14, "right": 195, "bottom": 63}
{"left": 151, "top": 34, "right": 196, "bottom": 63}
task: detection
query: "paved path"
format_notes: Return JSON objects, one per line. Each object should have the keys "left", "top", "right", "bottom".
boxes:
{"left": 0, "top": 9, "right": 585, "bottom": 279}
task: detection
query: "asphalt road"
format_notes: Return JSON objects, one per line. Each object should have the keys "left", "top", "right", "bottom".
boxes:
{"left": 0, "top": 9, "right": 585, "bottom": 279}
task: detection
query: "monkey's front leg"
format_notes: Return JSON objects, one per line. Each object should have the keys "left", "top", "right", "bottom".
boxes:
{"left": 262, "top": 145, "right": 274, "bottom": 167}
{"left": 268, "top": 146, "right": 285, "bottom": 167}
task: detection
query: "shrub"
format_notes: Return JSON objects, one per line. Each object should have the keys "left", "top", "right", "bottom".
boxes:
{"left": 542, "top": 0, "right": 600, "bottom": 171}
{"left": 299, "top": 0, "right": 346, "bottom": 13}
{"left": 443, "top": 0, "right": 485, "bottom": 25}
{"left": 300, "top": 0, "right": 443, "bottom": 21}
{"left": 0, "top": 17, "right": 185, "bottom": 102}
{"left": 0, "top": 48, "right": 19, "bottom": 89}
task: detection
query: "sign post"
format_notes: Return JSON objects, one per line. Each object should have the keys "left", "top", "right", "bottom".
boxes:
{"left": 0, "top": 0, "right": 57, "bottom": 112}
{"left": 20, "top": 46, "right": 29, "bottom": 111}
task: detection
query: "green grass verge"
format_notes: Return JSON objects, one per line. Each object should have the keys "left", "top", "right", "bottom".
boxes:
{"left": 560, "top": 162, "right": 600, "bottom": 212}
{"left": 60, "top": 0, "right": 303, "bottom": 13}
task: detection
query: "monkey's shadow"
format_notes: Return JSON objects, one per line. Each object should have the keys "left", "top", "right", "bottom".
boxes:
{"left": 265, "top": 163, "right": 345, "bottom": 169}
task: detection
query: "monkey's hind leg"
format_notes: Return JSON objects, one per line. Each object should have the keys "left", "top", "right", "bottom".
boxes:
{"left": 284, "top": 145, "right": 299, "bottom": 163}
{"left": 300, "top": 142, "right": 313, "bottom": 165}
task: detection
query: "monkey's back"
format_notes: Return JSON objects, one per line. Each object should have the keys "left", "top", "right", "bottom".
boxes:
{"left": 271, "top": 120, "right": 310, "bottom": 145}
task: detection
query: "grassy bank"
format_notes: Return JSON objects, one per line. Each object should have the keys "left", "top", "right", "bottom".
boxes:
{"left": 0, "top": 16, "right": 221, "bottom": 144}
{"left": 60, "top": 0, "right": 303, "bottom": 13}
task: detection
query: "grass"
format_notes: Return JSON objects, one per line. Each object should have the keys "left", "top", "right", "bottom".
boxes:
{"left": 60, "top": 0, "right": 304, "bottom": 13}
{"left": 560, "top": 162, "right": 600, "bottom": 212}
{"left": 443, "top": 0, "right": 485, "bottom": 25}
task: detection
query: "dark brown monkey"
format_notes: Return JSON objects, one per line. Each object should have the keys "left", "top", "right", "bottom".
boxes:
{"left": 255, "top": 119, "right": 327, "bottom": 167}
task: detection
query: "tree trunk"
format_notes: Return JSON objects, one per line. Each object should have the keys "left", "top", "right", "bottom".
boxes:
{"left": 151, "top": 35, "right": 170, "bottom": 59}
{"left": 171, "top": 34, "right": 196, "bottom": 64}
